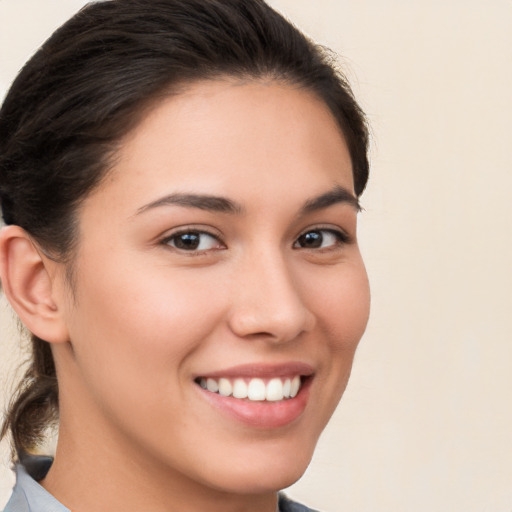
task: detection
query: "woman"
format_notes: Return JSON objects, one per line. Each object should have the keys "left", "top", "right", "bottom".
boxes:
{"left": 0, "top": 1, "right": 370, "bottom": 511}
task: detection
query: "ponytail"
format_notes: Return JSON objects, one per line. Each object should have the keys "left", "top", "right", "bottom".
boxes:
{"left": 1, "top": 335, "right": 58, "bottom": 462}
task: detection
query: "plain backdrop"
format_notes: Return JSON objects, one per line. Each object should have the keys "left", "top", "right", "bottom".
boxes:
{"left": 1, "top": 1, "right": 511, "bottom": 511}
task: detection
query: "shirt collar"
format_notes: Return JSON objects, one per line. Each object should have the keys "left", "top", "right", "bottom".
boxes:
{"left": 4, "top": 462, "right": 70, "bottom": 512}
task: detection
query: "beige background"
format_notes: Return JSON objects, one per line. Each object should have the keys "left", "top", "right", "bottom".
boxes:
{"left": 1, "top": 1, "right": 511, "bottom": 510}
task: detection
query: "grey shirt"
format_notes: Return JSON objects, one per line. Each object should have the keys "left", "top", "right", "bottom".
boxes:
{"left": 3, "top": 464, "right": 70, "bottom": 512}
{"left": 3, "top": 460, "right": 319, "bottom": 512}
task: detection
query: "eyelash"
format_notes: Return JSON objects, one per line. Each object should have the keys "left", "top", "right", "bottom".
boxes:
{"left": 160, "top": 228, "right": 224, "bottom": 254}
{"left": 293, "top": 227, "right": 351, "bottom": 250}
{"left": 160, "top": 226, "right": 350, "bottom": 254}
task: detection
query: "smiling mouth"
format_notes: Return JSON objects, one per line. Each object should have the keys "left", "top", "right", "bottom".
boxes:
{"left": 195, "top": 375, "right": 305, "bottom": 402}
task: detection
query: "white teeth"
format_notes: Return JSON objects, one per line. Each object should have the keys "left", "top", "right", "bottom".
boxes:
{"left": 218, "top": 378, "right": 232, "bottom": 397}
{"left": 206, "top": 378, "right": 219, "bottom": 393}
{"left": 247, "top": 378, "right": 266, "bottom": 401}
{"left": 198, "top": 375, "right": 303, "bottom": 401}
{"left": 232, "top": 378, "right": 248, "bottom": 399}
{"left": 266, "top": 378, "right": 284, "bottom": 401}
{"left": 283, "top": 378, "right": 291, "bottom": 398}
{"left": 290, "top": 376, "right": 301, "bottom": 398}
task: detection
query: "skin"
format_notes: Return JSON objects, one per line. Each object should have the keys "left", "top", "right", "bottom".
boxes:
{"left": 2, "top": 80, "right": 370, "bottom": 512}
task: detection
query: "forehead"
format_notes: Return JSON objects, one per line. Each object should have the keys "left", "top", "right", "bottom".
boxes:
{"left": 88, "top": 79, "right": 354, "bottom": 216}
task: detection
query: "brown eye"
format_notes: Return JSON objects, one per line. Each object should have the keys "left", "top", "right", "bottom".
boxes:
{"left": 294, "top": 229, "right": 347, "bottom": 249}
{"left": 164, "top": 231, "right": 222, "bottom": 251}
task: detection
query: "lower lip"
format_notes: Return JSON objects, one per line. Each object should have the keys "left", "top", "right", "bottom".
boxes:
{"left": 197, "top": 378, "right": 312, "bottom": 429}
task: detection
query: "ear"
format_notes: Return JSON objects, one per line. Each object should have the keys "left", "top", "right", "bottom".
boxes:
{"left": 0, "top": 225, "right": 69, "bottom": 344}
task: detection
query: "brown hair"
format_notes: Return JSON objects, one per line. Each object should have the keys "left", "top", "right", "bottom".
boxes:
{"left": 0, "top": 0, "right": 369, "bottom": 462}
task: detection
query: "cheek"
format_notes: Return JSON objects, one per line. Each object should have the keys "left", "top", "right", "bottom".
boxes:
{"left": 76, "top": 252, "right": 224, "bottom": 336}
{"left": 306, "top": 257, "right": 370, "bottom": 413}
{"left": 309, "top": 258, "right": 370, "bottom": 352}
{"left": 65, "top": 258, "right": 228, "bottom": 401}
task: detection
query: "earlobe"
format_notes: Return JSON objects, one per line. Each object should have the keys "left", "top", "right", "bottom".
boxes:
{"left": 0, "top": 225, "right": 69, "bottom": 344}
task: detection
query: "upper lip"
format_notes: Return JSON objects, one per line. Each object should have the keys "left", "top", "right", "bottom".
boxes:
{"left": 195, "top": 362, "right": 315, "bottom": 379}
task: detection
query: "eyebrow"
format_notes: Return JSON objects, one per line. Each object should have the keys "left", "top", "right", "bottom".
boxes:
{"left": 135, "top": 185, "right": 360, "bottom": 217}
{"left": 300, "top": 185, "right": 361, "bottom": 213}
{"left": 136, "top": 193, "right": 244, "bottom": 215}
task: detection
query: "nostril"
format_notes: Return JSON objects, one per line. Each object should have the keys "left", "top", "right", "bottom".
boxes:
{"left": 246, "top": 331, "right": 277, "bottom": 340}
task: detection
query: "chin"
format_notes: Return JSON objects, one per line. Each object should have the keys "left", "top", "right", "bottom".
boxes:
{"left": 198, "top": 442, "right": 315, "bottom": 495}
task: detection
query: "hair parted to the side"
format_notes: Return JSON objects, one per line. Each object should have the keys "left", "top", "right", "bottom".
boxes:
{"left": 0, "top": 0, "right": 369, "bottom": 462}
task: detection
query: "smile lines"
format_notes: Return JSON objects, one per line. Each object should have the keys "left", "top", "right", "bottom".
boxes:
{"left": 197, "top": 376, "right": 302, "bottom": 402}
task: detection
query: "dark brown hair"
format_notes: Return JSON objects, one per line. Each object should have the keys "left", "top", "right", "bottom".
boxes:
{"left": 0, "top": 0, "right": 369, "bottom": 462}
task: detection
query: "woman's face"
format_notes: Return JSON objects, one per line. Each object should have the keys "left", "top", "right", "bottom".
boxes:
{"left": 55, "top": 80, "right": 370, "bottom": 495}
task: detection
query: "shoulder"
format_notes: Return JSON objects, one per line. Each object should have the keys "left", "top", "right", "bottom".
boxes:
{"left": 278, "top": 493, "right": 322, "bottom": 512}
{"left": 2, "top": 464, "right": 31, "bottom": 512}
{"left": 2, "top": 484, "right": 30, "bottom": 512}
{"left": 2, "top": 461, "right": 70, "bottom": 512}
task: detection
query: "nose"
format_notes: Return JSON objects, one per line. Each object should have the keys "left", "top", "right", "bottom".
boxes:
{"left": 227, "top": 250, "right": 315, "bottom": 343}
